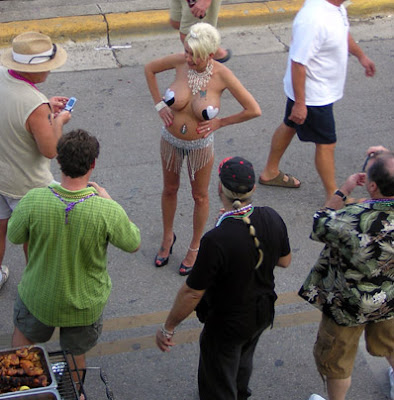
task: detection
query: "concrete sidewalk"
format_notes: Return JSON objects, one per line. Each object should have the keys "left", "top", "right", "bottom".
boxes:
{"left": 0, "top": 0, "right": 393, "bottom": 47}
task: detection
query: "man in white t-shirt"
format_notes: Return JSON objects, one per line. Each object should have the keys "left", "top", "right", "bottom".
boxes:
{"left": 0, "top": 32, "right": 71, "bottom": 291}
{"left": 258, "top": 0, "right": 375, "bottom": 203}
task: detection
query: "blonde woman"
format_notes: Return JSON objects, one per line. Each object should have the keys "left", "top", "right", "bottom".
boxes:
{"left": 145, "top": 22, "right": 261, "bottom": 275}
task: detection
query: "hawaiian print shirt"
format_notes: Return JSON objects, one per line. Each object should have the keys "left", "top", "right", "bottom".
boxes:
{"left": 299, "top": 200, "right": 394, "bottom": 326}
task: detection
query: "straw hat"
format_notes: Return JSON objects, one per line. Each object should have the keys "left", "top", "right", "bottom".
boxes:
{"left": 0, "top": 31, "right": 67, "bottom": 73}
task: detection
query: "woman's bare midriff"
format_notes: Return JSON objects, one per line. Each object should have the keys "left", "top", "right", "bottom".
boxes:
{"left": 165, "top": 63, "right": 224, "bottom": 140}
{"left": 167, "top": 108, "right": 205, "bottom": 141}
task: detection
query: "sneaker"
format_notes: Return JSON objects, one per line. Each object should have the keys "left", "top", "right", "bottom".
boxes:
{"left": 0, "top": 265, "right": 9, "bottom": 290}
{"left": 389, "top": 367, "right": 394, "bottom": 400}
{"left": 308, "top": 395, "right": 326, "bottom": 400}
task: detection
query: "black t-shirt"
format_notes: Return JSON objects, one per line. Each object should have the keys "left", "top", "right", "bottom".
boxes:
{"left": 187, "top": 207, "right": 290, "bottom": 339}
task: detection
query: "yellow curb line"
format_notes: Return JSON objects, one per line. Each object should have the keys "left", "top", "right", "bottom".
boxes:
{"left": 87, "top": 309, "right": 321, "bottom": 358}
{"left": 0, "top": 0, "right": 392, "bottom": 47}
{"left": 0, "top": 15, "right": 107, "bottom": 47}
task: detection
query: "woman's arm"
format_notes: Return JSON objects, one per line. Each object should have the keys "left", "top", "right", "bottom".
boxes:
{"left": 197, "top": 66, "right": 262, "bottom": 137}
{"left": 144, "top": 54, "right": 185, "bottom": 128}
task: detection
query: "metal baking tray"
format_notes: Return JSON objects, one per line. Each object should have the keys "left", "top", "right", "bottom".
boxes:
{"left": 0, "top": 389, "right": 60, "bottom": 400}
{"left": 0, "top": 345, "right": 57, "bottom": 398}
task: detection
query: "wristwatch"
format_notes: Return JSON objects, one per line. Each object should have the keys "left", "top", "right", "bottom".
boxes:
{"left": 334, "top": 189, "right": 347, "bottom": 201}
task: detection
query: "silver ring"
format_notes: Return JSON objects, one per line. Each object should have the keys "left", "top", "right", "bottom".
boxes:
{"left": 207, "top": 127, "right": 210, "bottom": 131}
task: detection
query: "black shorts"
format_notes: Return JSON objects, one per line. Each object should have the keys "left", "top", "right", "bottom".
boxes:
{"left": 284, "top": 98, "right": 336, "bottom": 144}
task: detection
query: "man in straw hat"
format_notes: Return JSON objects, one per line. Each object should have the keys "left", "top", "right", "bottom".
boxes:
{"left": 0, "top": 31, "right": 71, "bottom": 291}
{"left": 156, "top": 156, "right": 292, "bottom": 400}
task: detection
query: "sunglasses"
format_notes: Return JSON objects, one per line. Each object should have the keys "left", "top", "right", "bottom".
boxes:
{"left": 27, "top": 44, "right": 57, "bottom": 64}
{"left": 361, "top": 151, "right": 383, "bottom": 172}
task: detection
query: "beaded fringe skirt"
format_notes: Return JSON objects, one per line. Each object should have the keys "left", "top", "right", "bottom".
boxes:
{"left": 161, "top": 127, "right": 214, "bottom": 180}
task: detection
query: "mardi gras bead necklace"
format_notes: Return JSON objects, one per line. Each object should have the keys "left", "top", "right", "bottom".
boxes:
{"left": 216, "top": 204, "right": 254, "bottom": 227}
{"left": 49, "top": 187, "right": 97, "bottom": 224}
{"left": 363, "top": 198, "right": 394, "bottom": 207}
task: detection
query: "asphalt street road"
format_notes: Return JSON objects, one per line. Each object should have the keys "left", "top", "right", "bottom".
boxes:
{"left": 0, "top": 15, "right": 393, "bottom": 400}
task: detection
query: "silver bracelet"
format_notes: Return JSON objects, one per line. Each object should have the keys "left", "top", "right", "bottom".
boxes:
{"left": 161, "top": 324, "right": 175, "bottom": 339}
{"left": 155, "top": 100, "right": 167, "bottom": 112}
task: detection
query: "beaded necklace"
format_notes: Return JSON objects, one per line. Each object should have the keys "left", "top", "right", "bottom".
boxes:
{"left": 216, "top": 204, "right": 254, "bottom": 227}
{"left": 363, "top": 198, "right": 394, "bottom": 207}
{"left": 49, "top": 187, "right": 97, "bottom": 224}
{"left": 187, "top": 61, "right": 213, "bottom": 95}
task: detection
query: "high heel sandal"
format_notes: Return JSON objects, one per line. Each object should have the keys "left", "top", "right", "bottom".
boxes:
{"left": 154, "top": 233, "right": 176, "bottom": 267}
{"left": 179, "top": 246, "right": 199, "bottom": 276}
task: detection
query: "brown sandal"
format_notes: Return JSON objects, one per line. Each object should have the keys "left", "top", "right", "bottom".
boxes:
{"left": 258, "top": 171, "right": 301, "bottom": 188}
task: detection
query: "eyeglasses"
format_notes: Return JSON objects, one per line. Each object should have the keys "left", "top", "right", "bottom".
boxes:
{"left": 27, "top": 44, "right": 57, "bottom": 64}
{"left": 362, "top": 151, "right": 382, "bottom": 172}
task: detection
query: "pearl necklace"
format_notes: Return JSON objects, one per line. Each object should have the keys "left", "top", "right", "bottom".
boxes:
{"left": 187, "top": 61, "right": 213, "bottom": 95}
{"left": 216, "top": 204, "right": 254, "bottom": 227}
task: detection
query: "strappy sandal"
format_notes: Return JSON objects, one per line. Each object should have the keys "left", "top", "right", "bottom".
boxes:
{"left": 155, "top": 234, "right": 176, "bottom": 267}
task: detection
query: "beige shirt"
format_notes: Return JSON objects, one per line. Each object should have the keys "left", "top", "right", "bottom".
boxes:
{"left": 0, "top": 67, "right": 53, "bottom": 198}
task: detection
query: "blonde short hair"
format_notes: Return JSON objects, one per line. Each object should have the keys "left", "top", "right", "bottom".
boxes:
{"left": 185, "top": 22, "right": 221, "bottom": 62}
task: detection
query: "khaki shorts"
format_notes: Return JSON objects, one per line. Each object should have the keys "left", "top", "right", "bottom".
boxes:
{"left": 0, "top": 193, "right": 21, "bottom": 219}
{"left": 170, "top": 0, "right": 222, "bottom": 34}
{"left": 13, "top": 292, "right": 103, "bottom": 356}
{"left": 314, "top": 314, "right": 394, "bottom": 379}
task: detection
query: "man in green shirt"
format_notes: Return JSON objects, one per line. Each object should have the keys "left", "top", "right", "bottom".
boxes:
{"left": 9, "top": 129, "right": 141, "bottom": 376}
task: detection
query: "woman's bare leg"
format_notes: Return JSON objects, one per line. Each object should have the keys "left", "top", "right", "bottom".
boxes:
{"left": 157, "top": 158, "right": 180, "bottom": 260}
{"left": 182, "top": 156, "right": 214, "bottom": 267}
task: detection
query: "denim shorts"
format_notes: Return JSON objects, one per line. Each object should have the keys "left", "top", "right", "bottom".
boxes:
{"left": 13, "top": 292, "right": 103, "bottom": 356}
{"left": 313, "top": 314, "right": 394, "bottom": 379}
{"left": 284, "top": 98, "right": 336, "bottom": 144}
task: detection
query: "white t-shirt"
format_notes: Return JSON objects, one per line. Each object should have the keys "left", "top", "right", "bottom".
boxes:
{"left": 0, "top": 67, "right": 53, "bottom": 198}
{"left": 283, "top": 0, "right": 350, "bottom": 106}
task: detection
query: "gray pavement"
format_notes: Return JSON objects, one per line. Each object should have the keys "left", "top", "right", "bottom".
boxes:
{"left": 0, "top": 0, "right": 295, "bottom": 22}
{"left": 1, "top": 0, "right": 393, "bottom": 47}
{"left": 0, "top": 2, "right": 393, "bottom": 400}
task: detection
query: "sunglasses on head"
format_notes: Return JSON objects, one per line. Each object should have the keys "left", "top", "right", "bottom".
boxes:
{"left": 27, "top": 44, "right": 57, "bottom": 64}
{"left": 362, "top": 151, "right": 383, "bottom": 172}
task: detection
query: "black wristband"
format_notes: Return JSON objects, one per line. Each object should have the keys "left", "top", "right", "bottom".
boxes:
{"left": 334, "top": 189, "right": 347, "bottom": 201}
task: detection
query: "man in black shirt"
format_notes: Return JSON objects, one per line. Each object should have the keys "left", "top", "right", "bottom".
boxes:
{"left": 156, "top": 156, "right": 292, "bottom": 400}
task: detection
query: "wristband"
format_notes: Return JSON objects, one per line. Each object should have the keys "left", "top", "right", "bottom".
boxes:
{"left": 155, "top": 101, "right": 167, "bottom": 112}
{"left": 334, "top": 189, "right": 347, "bottom": 201}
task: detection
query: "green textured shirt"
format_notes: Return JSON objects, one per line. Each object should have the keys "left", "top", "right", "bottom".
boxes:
{"left": 8, "top": 183, "right": 141, "bottom": 327}
{"left": 299, "top": 201, "right": 394, "bottom": 326}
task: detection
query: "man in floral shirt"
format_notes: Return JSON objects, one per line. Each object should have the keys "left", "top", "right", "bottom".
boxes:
{"left": 299, "top": 146, "right": 394, "bottom": 400}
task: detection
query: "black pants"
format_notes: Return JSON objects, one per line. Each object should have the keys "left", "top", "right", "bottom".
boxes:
{"left": 198, "top": 325, "right": 266, "bottom": 400}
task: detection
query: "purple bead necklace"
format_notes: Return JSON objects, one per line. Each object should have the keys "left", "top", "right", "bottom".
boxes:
{"left": 49, "top": 187, "right": 97, "bottom": 224}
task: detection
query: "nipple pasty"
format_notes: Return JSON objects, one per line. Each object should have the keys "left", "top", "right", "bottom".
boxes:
{"left": 202, "top": 105, "right": 219, "bottom": 120}
{"left": 164, "top": 89, "right": 175, "bottom": 106}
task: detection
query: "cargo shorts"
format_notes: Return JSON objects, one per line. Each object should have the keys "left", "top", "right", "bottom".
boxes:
{"left": 313, "top": 314, "right": 394, "bottom": 379}
{"left": 170, "top": 0, "right": 221, "bottom": 34}
{"left": 13, "top": 292, "right": 103, "bottom": 356}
